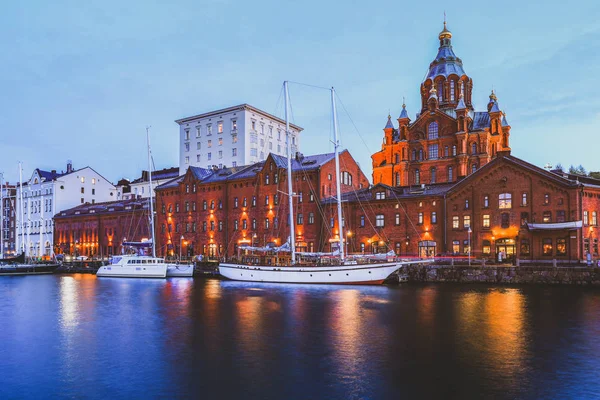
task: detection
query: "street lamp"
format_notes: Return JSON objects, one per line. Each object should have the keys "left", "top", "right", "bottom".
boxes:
{"left": 468, "top": 227, "right": 472, "bottom": 266}
{"left": 179, "top": 235, "right": 184, "bottom": 261}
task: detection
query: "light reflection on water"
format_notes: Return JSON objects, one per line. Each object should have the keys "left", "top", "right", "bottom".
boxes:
{"left": 0, "top": 277, "right": 599, "bottom": 399}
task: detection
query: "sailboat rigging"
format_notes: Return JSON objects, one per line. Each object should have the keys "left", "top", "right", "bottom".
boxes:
{"left": 218, "top": 82, "right": 433, "bottom": 284}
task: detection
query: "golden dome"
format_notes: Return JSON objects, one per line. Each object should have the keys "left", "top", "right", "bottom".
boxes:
{"left": 439, "top": 21, "right": 452, "bottom": 40}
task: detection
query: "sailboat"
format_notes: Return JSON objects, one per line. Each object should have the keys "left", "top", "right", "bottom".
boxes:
{"left": 218, "top": 82, "right": 433, "bottom": 284}
{"left": 97, "top": 128, "right": 193, "bottom": 278}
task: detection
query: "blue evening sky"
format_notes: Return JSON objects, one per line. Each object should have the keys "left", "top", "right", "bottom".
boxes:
{"left": 1, "top": 0, "right": 599, "bottom": 183}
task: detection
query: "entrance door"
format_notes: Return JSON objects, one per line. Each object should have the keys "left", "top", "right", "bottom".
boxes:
{"left": 418, "top": 241, "right": 437, "bottom": 258}
{"left": 208, "top": 244, "right": 217, "bottom": 258}
{"left": 496, "top": 238, "right": 516, "bottom": 262}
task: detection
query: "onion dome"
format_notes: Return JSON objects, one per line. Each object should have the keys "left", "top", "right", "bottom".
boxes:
{"left": 425, "top": 22, "right": 466, "bottom": 82}
{"left": 488, "top": 90, "right": 501, "bottom": 113}
{"left": 384, "top": 115, "right": 394, "bottom": 129}
{"left": 399, "top": 102, "right": 410, "bottom": 120}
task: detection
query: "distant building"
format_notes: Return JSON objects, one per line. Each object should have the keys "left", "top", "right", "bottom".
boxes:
{"left": 117, "top": 167, "right": 179, "bottom": 200}
{"left": 1, "top": 183, "right": 17, "bottom": 256}
{"left": 175, "top": 104, "right": 303, "bottom": 175}
{"left": 16, "top": 161, "right": 117, "bottom": 258}
{"left": 54, "top": 198, "right": 151, "bottom": 258}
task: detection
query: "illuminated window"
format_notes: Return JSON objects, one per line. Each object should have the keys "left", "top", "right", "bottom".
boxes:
{"left": 452, "top": 216, "right": 459, "bottom": 229}
{"left": 431, "top": 212, "right": 437, "bottom": 224}
{"left": 522, "top": 193, "right": 528, "bottom": 206}
{"left": 395, "top": 214, "right": 400, "bottom": 226}
{"left": 483, "top": 214, "right": 490, "bottom": 228}
{"left": 543, "top": 238, "right": 553, "bottom": 255}
{"left": 520, "top": 239, "right": 530, "bottom": 255}
{"left": 376, "top": 214, "right": 385, "bottom": 227}
{"left": 499, "top": 193, "right": 512, "bottom": 209}
{"left": 452, "top": 240, "right": 460, "bottom": 254}
{"left": 544, "top": 193, "right": 550, "bottom": 205}
{"left": 375, "top": 192, "right": 386, "bottom": 200}
{"left": 482, "top": 240, "right": 491, "bottom": 255}
{"left": 217, "top": 121, "right": 223, "bottom": 133}
{"left": 418, "top": 212, "right": 424, "bottom": 225}
{"left": 556, "top": 238, "right": 566, "bottom": 255}
{"left": 463, "top": 215, "right": 471, "bottom": 228}
{"left": 584, "top": 211, "right": 589, "bottom": 225}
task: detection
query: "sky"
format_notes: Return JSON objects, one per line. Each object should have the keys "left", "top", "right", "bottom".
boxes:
{"left": 1, "top": 0, "right": 599, "bottom": 184}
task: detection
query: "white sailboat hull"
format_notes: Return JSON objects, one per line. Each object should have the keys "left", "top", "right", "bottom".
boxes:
{"left": 219, "top": 260, "right": 429, "bottom": 285}
{"left": 97, "top": 264, "right": 167, "bottom": 278}
{"left": 166, "top": 264, "right": 194, "bottom": 277}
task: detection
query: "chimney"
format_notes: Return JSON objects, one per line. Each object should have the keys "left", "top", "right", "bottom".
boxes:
{"left": 66, "top": 160, "right": 73, "bottom": 173}
{"left": 142, "top": 170, "right": 149, "bottom": 181}
{"left": 51, "top": 170, "right": 56, "bottom": 175}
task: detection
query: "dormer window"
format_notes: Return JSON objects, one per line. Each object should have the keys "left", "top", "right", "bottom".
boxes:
{"left": 375, "top": 192, "right": 386, "bottom": 200}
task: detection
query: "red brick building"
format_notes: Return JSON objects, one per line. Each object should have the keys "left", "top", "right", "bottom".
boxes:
{"left": 53, "top": 198, "right": 151, "bottom": 259}
{"left": 371, "top": 22, "right": 511, "bottom": 187}
{"left": 154, "top": 151, "right": 369, "bottom": 259}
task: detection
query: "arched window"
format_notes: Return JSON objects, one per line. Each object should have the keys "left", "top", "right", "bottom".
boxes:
{"left": 448, "top": 166, "right": 453, "bottom": 182}
{"left": 428, "top": 122, "right": 439, "bottom": 139}
{"left": 450, "top": 80, "right": 455, "bottom": 101}
{"left": 419, "top": 149, "right": 424, "bottom": 160}
{"left": 472, "top": 143, "right": 477, "bottom": 154}
{"left": 452, "top": 145, "right": 457, "bottom": 156}
{"left": 472, "top": 164, "right": 477, "bottom": 173}
{"left": 460, "top": 81, "right": 465, "bottom": 97}
{"left": 415, "top": 169, "right": 421, "bottom": 185}
{"left": 395, "top": 172, "right": 400, "bottom": 186}
{"left": 412, "top": 149, "right": 417, "bottom": 161}
{"left": 395, "top": 153, "right": 400, "bottom": 163}
{"left": 437, "top": 82, "right": 443, "bottom": 102}
{"left": 444, "top": 146, "right": 449, "bottom": 157}
{"left": 430, "top": 167, "right": 437, "bottom": 184}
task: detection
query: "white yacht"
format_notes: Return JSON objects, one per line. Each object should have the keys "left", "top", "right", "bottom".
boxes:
{"left": 166, "top": 263, "right": 194, "bottom": 277}
{"left": 97, "top": 255, "right": 167, "bottom": 278}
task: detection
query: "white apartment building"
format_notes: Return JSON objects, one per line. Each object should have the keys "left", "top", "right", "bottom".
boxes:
{"left": 175, "top": 104, "right": 303, "bottom": 175}
{"left": 117, "top": 167, "right": 179, "bottom": 200}
{"left": 16, "top": 162, "right": 117, "bottom": 258}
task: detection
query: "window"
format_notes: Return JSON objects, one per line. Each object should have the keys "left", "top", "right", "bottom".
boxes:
{"left": 297, "top": 213, "right": 303, "bottom": 225}
{"left": 360, "top": 215, "right": 365, "bottom": 227}
{"left": 250, "top": 148, "right": 257, "bottom": 157}
{"left": 450, "top": 80, "right": 455, "bottom": 101}
{"left": 418, "top": 212, "right": 424, "bottom": 225}
{"left": 197, "top": 142, "right": 201, "bottom": 150}
{"left": 217, "top": 121, "right": 223, "bottom": 134}
{"left": 250, "top": 132, "right": 258, "bottom": 143}
{"left": 584, "top": 211, "right": 589, "bottom": 225}
{"left": 482, "top": 240, "right": 491, "bottom": 255}
{"left": 218, "top": 138, "right": 223, "bottom": 146}
{"left": 428, "top": 144, "right": 438, "bottom": 160}
{"left": 448, "top": 167, "right": 453, "bottom": 182}
{"left": 542, "top": 211, "right": 552, "bottom": 223}
{"left": 415, "top": 169, "right": 420, "bottom": 185}
{"left": 202, "top": 200, "right": 207, "bottom": 210}
{"left": 375, "top": 192, "right": 386, "bottom": 200}
{"left": 544, "top": 194, "right": 550, "bottom": 205}
{"left": 252, "top": 218, "right": 257, "bottom": 230}
{"left": 298, "top": 192, "right": 303, "bottom": 203}
{"left": 430, "top": 168, "right": 436, "bottom": 183}
{"left": 501, "top": 212, "right": 510, "bottom": 229}
{"left": 483, "top": 195, "right": 489, "bottom": 208}
{"left": 185, "top": 142, "right": 190, "bottom": 152}
{"left": 521, "top": 212, "right": 529, "bottom": 226}
{"left": 471, "top": 143, "right": 477, "bottom": 155}
{"left": 557, "top": 210, "right": 566, "bottom": 223}
{"left": 196, "top": 126, "right": 201, "bottom": 137}
{"left": 209, "top": 200, "right": 214, "bottom": 210}
{"left": 428, "top": 122, "right": 438, "bottom": 139}
{"left": 593, "top": 211, "right": 598, "bottom": 226}
{"left": 234, "top": 197, "right": 238, "bottom": 208}
{"left": 444, "top": 146, "right": 449, "bottom": 157}
{"left": 210, "top": 221, "right": 215, "bottom": 231}
{"left": 232, "top": 133, "right": 238, "bottom": 143}
{"left": 483, "top": 215, "right": 490, "bottom": 228}
{"left": 465, "top": 199, "right": 469, "bottom": 209}
{"left": 265, "top": 174, "right": 270, "bottom": 185}
{"left": 197, "top": 154, "right": 201, "bottom": 162}
{"left": 242, "top": 219, "right": 247, "bottom": 229}
{"left": 185, "top": 156, "right": 189, "bottom": 164}
{"left": 341, "top": 171, "right": 353, "bottom": 186}
{"left": 556, "top": 238, "right": 566, "bottom": 255}
{"left": 218, "top": 200, "right": 223, "bottom": 209}
{"left": 499, "top": 193, "right": 512, "bottom": 209}
{"left": 463, "top": 215, "right": 471, "bottom": 228}
{"left": 471, "top": 164, "right": 477, "bottom": 174}
{"left": 543, "top": 238, "right": 553, "bottom": 255}
{"left": 437, "top": 82, "right": 443, "bottom": 102}
{"left": 520, "top": 239, "right": 530, "bottom": 255}
{"left": 522, "top": 193, "right": 528, "bottom": 206}
{"left": 265, "top": 195, "right": 269, "bottom": 205}
{"left": 184, "top": 201, "right": 189, "bottom": 212}
{"left": 184, "top": 130, "right": 190, "bottom": 140}
{"left": 233, "top": 220, "right": 238, "bottom": 230}
{"left": 375, "top": 215, "right": 385, "bottom": 227}
{"left": 452, "top": 240, "right": 460, "bottom": 254}
{"left": 81, "top": 187, "right": 84, "bottom": 194}
{"left": 252, "top": 196, "right": 256, "bottom": 207}
{"left": 452, "top": 145, "right": 457, "bottom": 156}
{"left": 274, "top": 217, "right": 278, "bottom": 229}
{"left": 176, "top": 203, "right": 180, "bottom": 213}
{"left": 452, "top": 216, "right": 459, "bottom": 229}
{"left": 431, "top": 212, "right": 437, "bottom": 224}
{"left": 207, "top": 152, "right": 211, "bottom": 161}
{"left": 243, "top": 197, "right": 247, "bottom": 207}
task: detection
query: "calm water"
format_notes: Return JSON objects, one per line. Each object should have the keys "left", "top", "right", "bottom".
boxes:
{"left": 0, "top": 276, "right": 599, "bottom": 399}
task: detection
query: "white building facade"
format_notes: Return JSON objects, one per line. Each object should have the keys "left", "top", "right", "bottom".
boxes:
{"left": 176, "top": 104, "right": 303, "bottom": 175}
{"left": 16, "top": 163, "right": 117, "bottom": 258}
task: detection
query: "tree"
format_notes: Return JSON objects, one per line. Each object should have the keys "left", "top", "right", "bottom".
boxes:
{"left": 569, "top": 165, "right": 587, "bottom": 176}
{"left": 589, "top": 171, "right": 600, "bottom": 180}
{"left": 555, "top": 163, "right": 564, "bottom": 172}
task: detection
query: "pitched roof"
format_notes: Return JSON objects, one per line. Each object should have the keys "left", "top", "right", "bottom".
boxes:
{"left": 399, "top": 104, "right": 410, "bottom": 120}
{"left": 54, "top": 198, "right": 150, "bottom": 218}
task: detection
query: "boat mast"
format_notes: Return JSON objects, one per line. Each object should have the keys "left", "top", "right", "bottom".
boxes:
{"left": 146, "top": 126, "right": 156, "bottom": 258}
{"left": 18, "top": 162, "right": 25, "bottom": 257}
{"left": 284, "top": 81, "right": 296, "bottom": 264}
{"left": 331, "top": 87, "right": 344, "bottom": 262}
